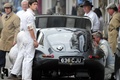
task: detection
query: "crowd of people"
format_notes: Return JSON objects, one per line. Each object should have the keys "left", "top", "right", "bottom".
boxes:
{"left": 80, "top": 1, "right": 120, "bottom": 80}
{"left": 0, "top": 0, "right": 120, "bottom": 80}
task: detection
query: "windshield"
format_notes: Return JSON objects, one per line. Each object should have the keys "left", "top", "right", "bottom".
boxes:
{"left": 35, "top": 15, "right": 92, "bottom": 31}
{"left": 47, "top": 33, "right": 73, "bottom": 52}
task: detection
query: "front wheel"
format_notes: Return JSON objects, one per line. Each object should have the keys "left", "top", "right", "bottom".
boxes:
{"left": 32, "top": 69, "right": 42, "bottom": 80}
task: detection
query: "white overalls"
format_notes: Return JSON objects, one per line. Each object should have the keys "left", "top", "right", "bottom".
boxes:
{"left": 11, "top": 8, "right": 36, "bottom": 80}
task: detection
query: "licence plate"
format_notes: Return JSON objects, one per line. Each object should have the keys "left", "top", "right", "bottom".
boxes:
{"left": 59, "top": 56, "right": 84, "bottom": 65}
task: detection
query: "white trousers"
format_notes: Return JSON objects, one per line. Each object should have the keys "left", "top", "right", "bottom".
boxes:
{"left": 8, "top": 44, "right": 22, "bottom": 75}
{"left": 105, "top": 64, "right": 114, "bottom": 80}
{"left": 9, "top": 44, "right": 18, "bottom": 66}
{"left": 11, "top": 31, "right": 35, "bottom": 80}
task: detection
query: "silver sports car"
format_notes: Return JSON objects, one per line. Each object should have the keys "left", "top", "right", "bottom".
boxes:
{"left": 32, "top": 15, "right": 104, "bottom": 80}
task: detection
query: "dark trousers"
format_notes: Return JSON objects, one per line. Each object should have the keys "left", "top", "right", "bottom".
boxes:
{"left": 0, "top": 50, "right": 7, "bottom": 67}
{"left": 85, "top": 60, "right": 105, "bottom": 80}
{"left": 115, "top": 54, "right": 120, "bottom": 73}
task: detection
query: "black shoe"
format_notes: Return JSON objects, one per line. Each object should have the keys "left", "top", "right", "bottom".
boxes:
{"left": 17, "top": 75, "right": 22, "bottom": 80}
{"left": 8, "top": 74, "right": 17, "bottom": 79}
{"left": 2, "top": 68, "right": 8, "bottom": 77}
{"left": 109, "top": 73, "right": 116, "bottom": 80}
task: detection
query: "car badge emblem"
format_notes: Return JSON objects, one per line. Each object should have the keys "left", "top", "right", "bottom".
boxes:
{"left": 57, "top": 46, "right": 63, "bottom": 51}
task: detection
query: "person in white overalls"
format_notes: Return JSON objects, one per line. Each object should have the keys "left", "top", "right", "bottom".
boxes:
{"left": 9, "top": 0, "right": 39, "bottom": 80}
{"left": 8, "top": 0, "right": 28, "bottom": 77}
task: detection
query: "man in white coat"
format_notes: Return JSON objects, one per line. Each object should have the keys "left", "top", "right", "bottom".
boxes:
{"left": 16, "top": 0, "right": 28, "bottom": 18}
{"left": 80, "top": 0, "right": 100, "bottom": 32}
{"left": 16, "top": 0, "right": 28, "bottom": 31}
{"left": 9, "top": 0, "right": 28, "bottom": 71}
{"left": 9, "top": 0, "right": 39, "bottom": 80}
{"left": 8, "top": 0, "right": 28, "bottom": 79}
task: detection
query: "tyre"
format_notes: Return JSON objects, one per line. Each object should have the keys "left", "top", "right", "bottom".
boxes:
{"left": 32, "top": 69, "right": 42, "bottom": 80}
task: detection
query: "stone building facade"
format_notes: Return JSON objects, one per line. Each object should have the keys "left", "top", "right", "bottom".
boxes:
{"left": 0, "top": 0, "right": 120, "bottom": 22}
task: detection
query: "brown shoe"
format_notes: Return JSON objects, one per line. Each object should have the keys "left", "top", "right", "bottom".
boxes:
{"left": 8, "top": 74, "right": 17, "bottom": 79}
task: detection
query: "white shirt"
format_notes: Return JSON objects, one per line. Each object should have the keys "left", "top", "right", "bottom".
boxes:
{"left": 20, "top": 8, "right": 36, "bottom": 37}
{"left": 99, "top": 39, "right": 115, "bottom": 66}
{"left": 16, "top": 10, "right": 26, "bottom": 30}
{"left": 84, "top": 10, "right": 100, "bottom": 32}
{"left": 16, "top": 10, "right": 26, "bottom": 20}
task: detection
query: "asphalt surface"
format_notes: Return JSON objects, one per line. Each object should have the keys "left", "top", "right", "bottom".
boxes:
{"left": 0, "top": 53, "right": 80, "bottom": 80}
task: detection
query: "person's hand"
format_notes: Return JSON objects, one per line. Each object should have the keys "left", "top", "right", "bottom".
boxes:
{"left": 33, "top": 40, "right": 39, "bottom": 48}
{"left": 93, "top": 41, "right": 98, "bottom": 47}
{"left": 13, "top": 41, "right": 16, "bottom": 46}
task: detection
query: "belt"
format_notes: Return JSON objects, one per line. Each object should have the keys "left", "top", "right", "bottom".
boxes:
{"left": 109, "top": 27, "right": 119, "bottom": 32}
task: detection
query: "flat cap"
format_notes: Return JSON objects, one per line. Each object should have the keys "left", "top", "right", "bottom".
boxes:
{"left": 106, "top": 3, "right": 117, "bottom": 9}
{"left": 4, "top": 3, "right": 12, "bottom": 8}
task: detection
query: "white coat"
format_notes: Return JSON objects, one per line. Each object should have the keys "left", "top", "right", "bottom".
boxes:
{"left": 11, "top": 8, "right": 36, "bottom": 80}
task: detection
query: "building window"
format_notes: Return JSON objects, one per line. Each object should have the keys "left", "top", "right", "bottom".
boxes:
{"left": 50, "top": 0, "right": 66, "bottom": 14}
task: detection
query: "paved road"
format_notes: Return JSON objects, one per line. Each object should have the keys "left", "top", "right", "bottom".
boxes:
{"left": 1, "top": 53, "right": 89, "bottom": 80}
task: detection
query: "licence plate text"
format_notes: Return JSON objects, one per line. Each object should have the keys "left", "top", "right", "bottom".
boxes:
{"left": 59, "top": 56, "right": 84, "bottom": 64}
